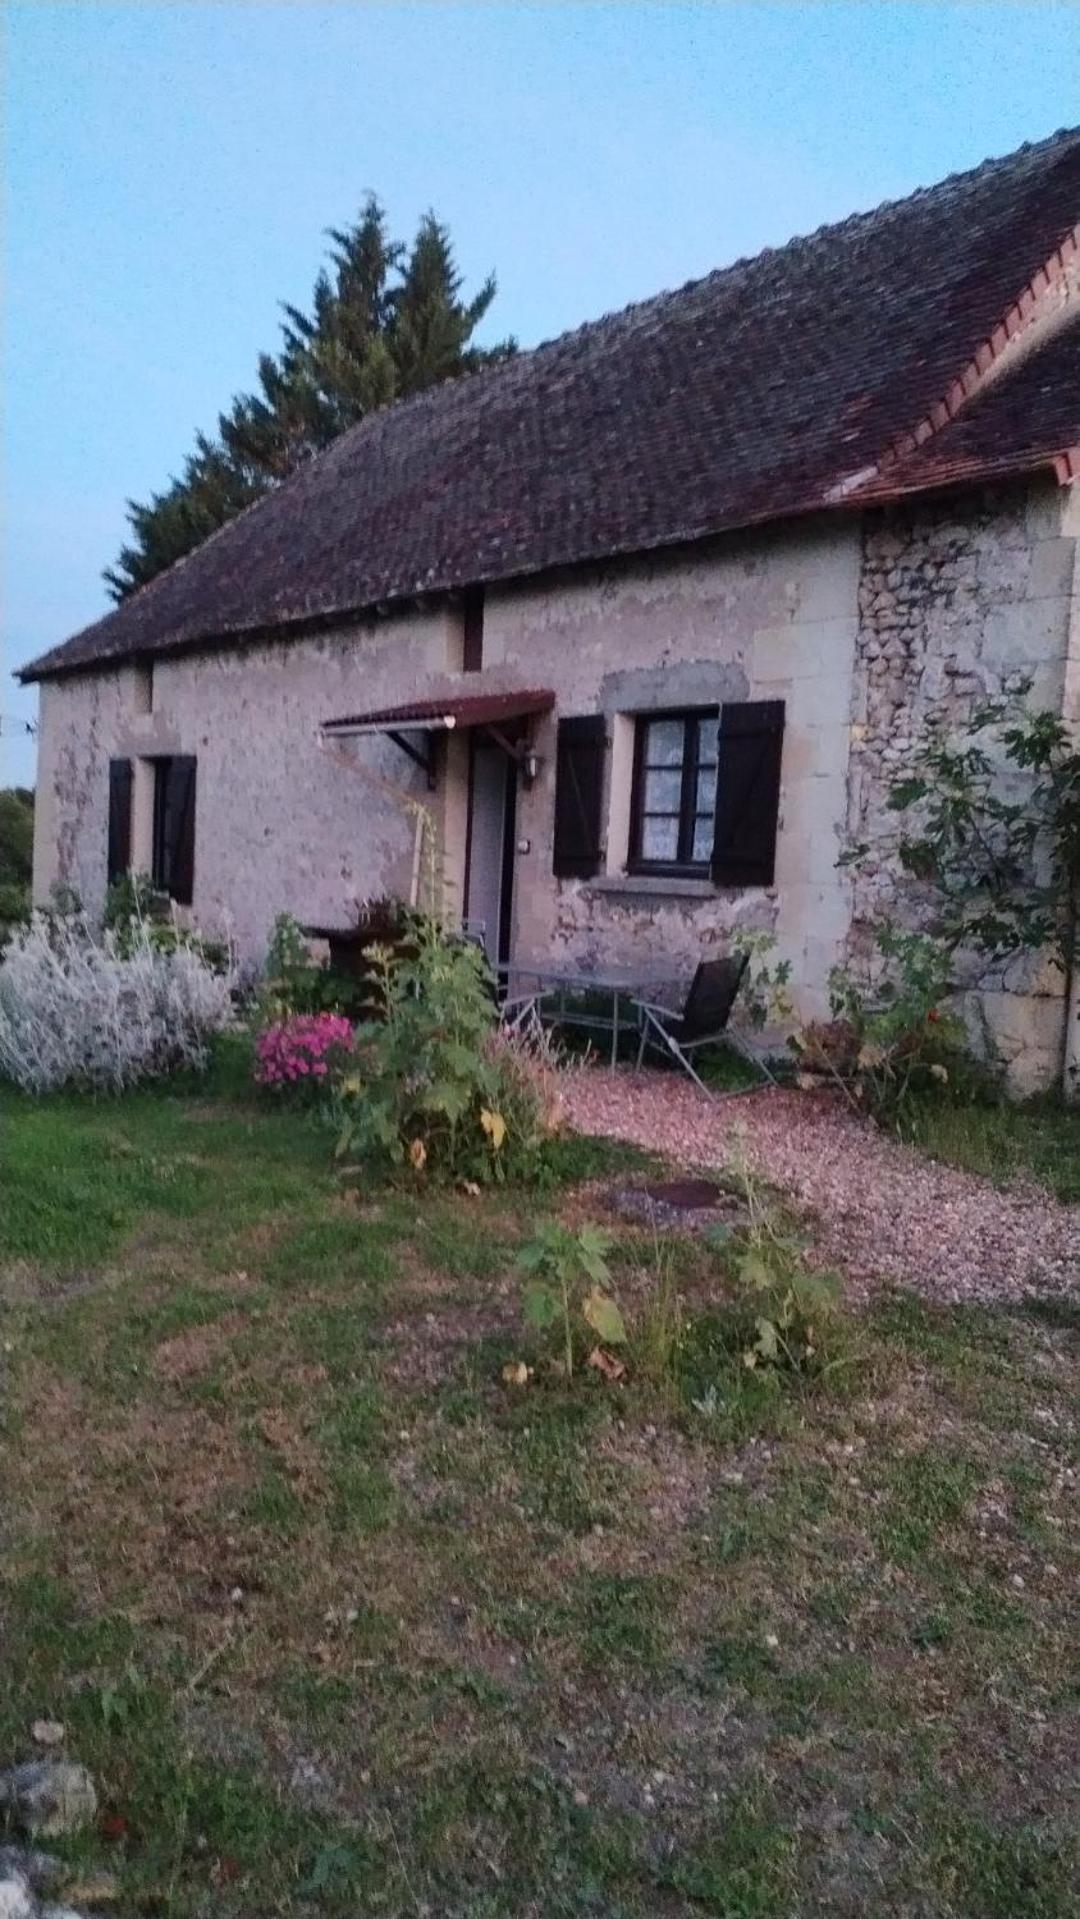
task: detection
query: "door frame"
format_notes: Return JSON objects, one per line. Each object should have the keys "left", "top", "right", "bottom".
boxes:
{"left": 463, "top": 726, "right": 519, "bottom": 967}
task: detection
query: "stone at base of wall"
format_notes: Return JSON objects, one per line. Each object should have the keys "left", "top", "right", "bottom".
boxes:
{"left": 963, "top": 987, "right": 1067, "bottom": 1099}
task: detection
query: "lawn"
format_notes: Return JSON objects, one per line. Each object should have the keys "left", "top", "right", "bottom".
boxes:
{"left": 2, "top": 1071, "right": 1078, "bottom": 1916}
{"left": 903, "top": 1092, "right": 1080, "bottom": 1204}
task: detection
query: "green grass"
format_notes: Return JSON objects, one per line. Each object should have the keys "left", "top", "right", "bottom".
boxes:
{"left": 2, "top": 1080, "right": 1079, "bottom": 1915}
{"left": 903, "top": 1092, "right": 1080, "bottom": 1202}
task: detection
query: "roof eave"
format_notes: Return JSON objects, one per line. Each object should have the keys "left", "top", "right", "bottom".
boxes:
{"left": 18, "top": 450, "right": 1073, "bottom": 686}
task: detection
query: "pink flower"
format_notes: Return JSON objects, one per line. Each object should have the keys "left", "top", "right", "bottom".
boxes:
{"left": 254, "top": 1011, "right": 355, "bottom": 1095}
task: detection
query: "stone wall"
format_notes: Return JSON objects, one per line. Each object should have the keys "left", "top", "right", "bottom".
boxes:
{"left": 32, "top": 515, "right": 865, "bottom": 1023}
{"left": 29, "top": 474, "right": 1078, "bottom": 1089}
{"left": 488, "top": 515, "right": 862, "bottom": 1021}
{"left": 847, "top": 478, "right": 1077, "bottom": 1092}
{"left": 32, "top": 609, "right": 459, "bottom": 960}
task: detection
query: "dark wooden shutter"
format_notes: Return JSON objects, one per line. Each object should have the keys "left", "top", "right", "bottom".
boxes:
{"left": 153, "top": 756, "right": 197, "bottom": 904}
{"left": 107, "top": 759, "right": 133, "bottom": 884}
{"left": 711, "top": 701, "right": 785, "bottom": 887}
{"left": 553, "top": 715, "right": 606, "bottom": 878}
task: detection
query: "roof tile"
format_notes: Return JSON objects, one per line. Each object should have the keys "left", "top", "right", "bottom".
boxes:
{"left": 22, "top": 127, "right": 1080, "bottom": 681}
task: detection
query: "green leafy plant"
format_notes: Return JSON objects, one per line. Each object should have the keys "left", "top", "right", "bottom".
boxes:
{"left": 720, "top": 1168, "right": 842, "bottom": 1375}
{"left": 105, "top": 870, "right": 231, "bottom": 971}
{"left": 334, "top": 910, "right": 552, "bottom": 1182}
{"left": 105, "top": 869, "right": 172, "bottom": 933}
{"left": 882, "top": 697, "right": 1080, "bottom": 971}
{"left": 730, "top": 930, "right": 794, "bottom": 1032}
{"left": 518, "top": 1220, "right": 625, "bottom": 1379}
{"left": 260, "top": 911, "right": 370, "bottom": 1021}
{"left": 837, "top": 696, "right": 1080, "bottom": 1109}
{"left": 801, "top": 926, "right": 977, "bottom": 1123}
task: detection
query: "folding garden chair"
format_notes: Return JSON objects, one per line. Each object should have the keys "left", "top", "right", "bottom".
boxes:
{"left": 499, "top": 989, "right": 551, "bottom": 1046}
{"left": 633, "top": 954, "right": 778, "bottom": 1097}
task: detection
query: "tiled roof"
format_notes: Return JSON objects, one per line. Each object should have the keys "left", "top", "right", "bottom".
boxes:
{"left": 22, "top": 127, "right": 1080, "bottom": 682}
{"left": 854, "top": 315, "right": 1080, "bottom": 500}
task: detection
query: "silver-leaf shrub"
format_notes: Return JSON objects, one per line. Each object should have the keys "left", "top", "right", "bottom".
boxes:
{"left": 0, "top": 913, "right": 237, "bottom": 1093}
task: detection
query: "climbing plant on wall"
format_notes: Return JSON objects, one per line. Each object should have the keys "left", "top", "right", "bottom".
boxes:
{"left": 877, "top": 695, "right": 1080, "bottom": 973}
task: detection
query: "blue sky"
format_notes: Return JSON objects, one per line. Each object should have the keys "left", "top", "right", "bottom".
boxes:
{"left": 4, "top": 1, "right": 1079, "bottom": 784}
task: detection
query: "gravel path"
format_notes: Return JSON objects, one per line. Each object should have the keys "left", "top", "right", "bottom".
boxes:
{"left": 562, "top": 1070, "right": 1079, "bottom": 1305}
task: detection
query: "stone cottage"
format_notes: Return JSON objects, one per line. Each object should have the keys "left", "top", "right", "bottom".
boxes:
{"left": 19, "top": 129, "right": 1080, "bottom": 1093}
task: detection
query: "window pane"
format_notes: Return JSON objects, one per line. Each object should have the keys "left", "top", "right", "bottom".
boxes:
{"left": 696, "top": 715, "right": 719, "bottom": 765}
{"left": 644, "top": 719, "right": 685, "bottom": 768}
{"left": 643, "top": 768, "right": 682, "bottom": 812}
{"left": 695, "top": 763, "right": 717, "bottom": 814}
{"left": 692, "top": 815, "right": 715, "bottom": 863}
{"left": 642, "top": 816, "right": 680, "bottom": 862}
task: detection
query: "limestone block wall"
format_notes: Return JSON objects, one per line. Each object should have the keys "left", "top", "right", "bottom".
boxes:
{"left": 32, "top": 610, "right": 459, "bottom": 962}
{"left": 847, "top": 478, "right": 1078, "bottom": 1092}
{"left": 485, "top": 516, "right": 862, "bottom": 1022}
{"left": 30, "top": 474, "right": 1078, "bottom": 1090}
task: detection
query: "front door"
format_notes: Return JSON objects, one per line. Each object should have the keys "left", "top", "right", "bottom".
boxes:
{"left": 464, "top": 737, "right": 517, "bottom": 968}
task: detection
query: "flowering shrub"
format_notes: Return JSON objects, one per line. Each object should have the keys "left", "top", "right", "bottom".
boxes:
{"left": 0, "top": 912, "right": 237, "bottom": 1094}
{"left": 254, "top": 1011, "right": 355, "bottom": 1096}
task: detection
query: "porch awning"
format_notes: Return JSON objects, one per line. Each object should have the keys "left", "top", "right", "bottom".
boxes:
{"left": 321, "top": 688, "right": 555, "bottom": 738}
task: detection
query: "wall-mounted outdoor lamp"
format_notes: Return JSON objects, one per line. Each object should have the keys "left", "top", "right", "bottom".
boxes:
{"left": 521, "top": 746, "right": 543, "bottom": 787}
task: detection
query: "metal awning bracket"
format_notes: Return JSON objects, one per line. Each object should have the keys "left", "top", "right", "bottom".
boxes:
{"left": 387, "top": 728, "right": 438, "bottom": 789}
{"left": 482, "top": 723, "right": 528, "bottom": 765}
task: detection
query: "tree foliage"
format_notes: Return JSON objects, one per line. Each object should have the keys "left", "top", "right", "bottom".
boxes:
{"left": 106, "top": 201, "right": 515, "bottom": 599}
{"left": 829, "top": 695, "right": 1080, "bottom": 1117}
{"left": 0, "top": 787, "right": 34, "bottom": 942}
{"left": 884, "top": 698, "right": 1080, "bottom": 971}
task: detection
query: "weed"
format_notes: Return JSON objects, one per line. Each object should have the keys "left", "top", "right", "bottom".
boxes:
{"left": 518, "top": 1219, "right": 625, "bottom": 1378}
{"left": 575, "top": 1571, "right": 668, "bottom": 1670}
{"left": 656, "top": 1786, "right": 794, "bottom": 1916}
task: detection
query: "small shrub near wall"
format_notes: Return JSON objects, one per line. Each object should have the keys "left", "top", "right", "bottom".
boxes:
{"left": 794, "top": 927, "right": 999, "bottom": 1125}
{"left": 0, "top": 913, "right": 237, "bottom": 1094}
{"left": 259, "top": 903, "right": 412, "bottom": 1025}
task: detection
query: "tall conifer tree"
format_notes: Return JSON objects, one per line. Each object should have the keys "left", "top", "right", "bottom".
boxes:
{"left": 106, "top": 199, "right": 513, "bottom": 600}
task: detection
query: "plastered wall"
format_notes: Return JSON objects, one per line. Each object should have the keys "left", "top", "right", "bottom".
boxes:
{"left": 33, "top": 610, "right": 460, "bottom": 961}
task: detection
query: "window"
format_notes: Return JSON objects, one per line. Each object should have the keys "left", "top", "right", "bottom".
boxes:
{"left": 133, "top": 662, "right": 154, "bottom": 715}
{"left": 626, "top": 701, "right": 786, "bottom": 887}
{"left": 151, "top": 756, "right": 197, "bottom": 905}
{"left": 629, "top": 709, "right": 718, "bottom": 874}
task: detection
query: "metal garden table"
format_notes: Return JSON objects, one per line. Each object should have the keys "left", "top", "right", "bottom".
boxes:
{"left": 501, "top": 961, "right": 684, "bottom": 1070}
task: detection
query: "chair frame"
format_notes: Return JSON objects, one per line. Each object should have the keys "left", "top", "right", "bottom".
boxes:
{"left": 633, "top": 957, "right": 778, "bottom": 1098}
{"left": 499, "top": 992, "right": 553, "bottom": 1046}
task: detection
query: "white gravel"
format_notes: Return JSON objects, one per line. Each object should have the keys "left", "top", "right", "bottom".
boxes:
{"left": 561, "top": 1070, "right": 1080, "bottom": 1305}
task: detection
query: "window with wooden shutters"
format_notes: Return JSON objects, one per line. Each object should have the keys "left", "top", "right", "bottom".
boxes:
{"left": 710, "top": 701, "right": 785, "bottom": 887}
{"left": 151, "top": 756, "right": 197, "bottom": 905}
{"left": 552, "top": 715, "right": 606, "bottom": 878}
{"left": 629, "top": 709, "right": 719, "bottom": 874}
{"left": 107, "top": 759, "right": 133, "bottom": 885}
